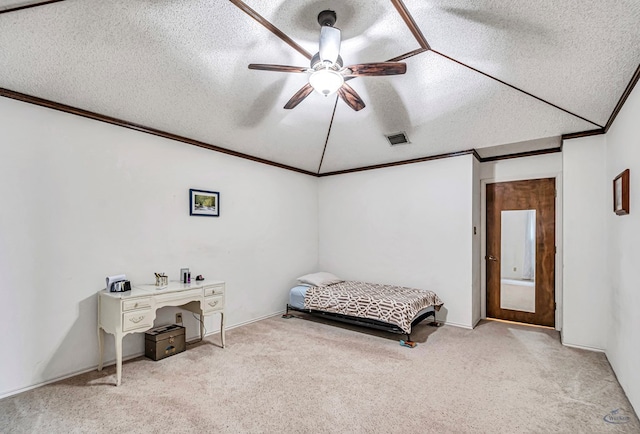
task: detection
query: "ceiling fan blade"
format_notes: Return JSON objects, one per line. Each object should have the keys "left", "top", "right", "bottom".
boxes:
{"left": 338, "top": 83, "right": 365, "bottom": 111}
{"left": 248, "top": 64, "right": 309, "bottom": 73}
{"left": 319, "top": 26, "right": 341, "bottom": 64}
{"left": 284, "top": 83, "right": 314, "bottom": 109}
{"left": 343, "top": 62, "right": 407, "bottom": 77}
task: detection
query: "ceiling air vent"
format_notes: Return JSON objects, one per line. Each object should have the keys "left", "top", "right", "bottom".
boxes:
{"left": 385, "top": 132, "right": 410, "bottom": 146}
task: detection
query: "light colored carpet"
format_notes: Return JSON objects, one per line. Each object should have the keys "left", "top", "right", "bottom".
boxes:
{"left": 1, "top": 316, "right": 638, "bottom": 433}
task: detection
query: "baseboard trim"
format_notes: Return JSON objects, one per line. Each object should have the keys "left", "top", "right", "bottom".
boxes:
{"left": 0, "top": 350, "right": 146, "bottom": 400}
{"left": 285, "top": 309, "right": 473, "bottom": 331}
{"left": 0, "top": 310, "right": 286, "bottom": 400}
{"left": 221, "top": 310, "right": 284, "bottom": 331}
{"left": 1, "top": 311, "right": 469, "bottom": 399}
{"left": 562, "top": 341, "right": 605, "bottom": 353}
{"left": 441, "top": 320, "right": 474, "bottom": 330}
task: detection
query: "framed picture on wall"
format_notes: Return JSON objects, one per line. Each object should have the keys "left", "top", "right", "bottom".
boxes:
{"left": 190, "top": 189, "right": 220, "bottom": 217}
{"left": 613, "top": 169, "right": 629, "bottom": 215}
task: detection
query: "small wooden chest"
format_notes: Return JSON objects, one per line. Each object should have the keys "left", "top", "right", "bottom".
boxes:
{"left": 144, "top": 324, "right": 186, "bottom": 361}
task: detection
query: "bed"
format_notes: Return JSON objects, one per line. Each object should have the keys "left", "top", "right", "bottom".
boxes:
{"left": 285, "top": 272, "right": 444, "bottom": 341}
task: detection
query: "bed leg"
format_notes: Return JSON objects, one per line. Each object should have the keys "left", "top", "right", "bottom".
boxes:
{"left": 400, "top": 336, "right": 417, "bottom": 348}
{"left": 428, "top": 313, "right": 439, "bottom": 327}
{"left": 282, "top": 305, "right": 294, "bottom": 319}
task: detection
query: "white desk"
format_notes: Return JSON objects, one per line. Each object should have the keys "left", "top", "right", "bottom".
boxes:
{"left": 97, "top": 280, "right": 225, "bottom": 386}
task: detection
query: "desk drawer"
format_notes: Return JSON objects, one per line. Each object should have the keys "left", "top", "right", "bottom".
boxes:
{"left": 204, "top": 284, "right": 224, "bottom": 297}
{"left": 156, "top": 288, "right": 201, "bottom": 304}
{"left": 122, "top": 298, "right": 152, "bottom": 312}
{"left": 204, "top": 295, "right": 224, "bottom": 313}
{"left": 123, "top": 309, "right": 153, "bottom": 332}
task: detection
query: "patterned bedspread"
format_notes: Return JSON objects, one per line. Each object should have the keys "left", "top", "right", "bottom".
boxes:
{"left": 303, "top": 280, "right": 444, "bottom": 333}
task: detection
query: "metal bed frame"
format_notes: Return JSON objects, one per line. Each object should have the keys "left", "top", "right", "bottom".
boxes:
{"left": 285, "top": 304, "right": 438, "bottom": 341}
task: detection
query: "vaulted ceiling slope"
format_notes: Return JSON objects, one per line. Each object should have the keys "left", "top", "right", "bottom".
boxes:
{"left": 1, "top": 0, "right": 639, "bottom": 175}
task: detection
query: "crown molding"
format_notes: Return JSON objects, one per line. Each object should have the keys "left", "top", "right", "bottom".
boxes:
{"left": 604, "top": 63, "right": 640, "bottom": 133}
{"left": 0, "top": 0, "right": 65, "bottom": 15}
{"left": 0, "top": 88, "right": 317, "bottom": 177}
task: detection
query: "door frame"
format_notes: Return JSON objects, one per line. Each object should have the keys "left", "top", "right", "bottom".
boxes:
{"left": 480, "top": 172, "right": 563, "bottom": 331}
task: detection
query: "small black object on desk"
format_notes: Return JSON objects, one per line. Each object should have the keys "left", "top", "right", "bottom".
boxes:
{"left": 195, "top": 275, "right": 204, "bottom": 281}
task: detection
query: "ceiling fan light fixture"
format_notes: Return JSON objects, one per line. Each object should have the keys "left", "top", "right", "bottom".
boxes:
{"left": 309, "top": 68, "right": 344, "bottom": 96}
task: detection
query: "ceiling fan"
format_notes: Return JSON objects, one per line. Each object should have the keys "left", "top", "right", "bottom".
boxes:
{"left": 248, "top": 10, "right": 407, "bottom": 111}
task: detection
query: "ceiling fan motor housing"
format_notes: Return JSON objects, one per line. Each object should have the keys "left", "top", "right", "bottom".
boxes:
{"left": 317, "top": 10, "right": 337, "bottom": 27}
{"left": 311, "top": 53, "right": 343, "bottom": 70}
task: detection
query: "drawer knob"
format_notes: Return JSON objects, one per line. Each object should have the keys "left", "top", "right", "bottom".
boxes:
{"left": 129, "top": 316, "right": 144, "bottom": 324}
{"left": 208, "top": 300, "right": 219, "bottom": 307}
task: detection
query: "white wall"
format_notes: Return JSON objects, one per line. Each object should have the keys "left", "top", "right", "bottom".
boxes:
{"left": 0, "top": 97, "right": 319, "bottom": 397}
{"left": 318, "top": 155, "right": 476, "bottom": 328}
{"left": 4, "top": 82, "right": 639, "bottom": 415}
{"left": 479, "top": 153, "right": 564, "bottom": 328}
{"left": 479, "top": 152, "right": 563, "bottom": 181}
{"left": 471, "top": 158, "right": 481, "bottom": 326}
{"left": 562, "top": 135, "right": 608, "bottom": 350}
{"left": 604, "top": 80, "right": 640, "bottom": 412}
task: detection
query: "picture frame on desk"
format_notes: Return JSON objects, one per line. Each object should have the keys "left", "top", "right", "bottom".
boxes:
{"left": 190, "top": 189, "right": 220, "bottom": 217}
{"left": 613, "top": 169, "right": 629, "bottom": 215}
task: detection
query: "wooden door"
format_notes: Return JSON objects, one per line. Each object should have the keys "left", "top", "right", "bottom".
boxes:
{"left": 486, "top": 178, "right": 555, "bottom": 327}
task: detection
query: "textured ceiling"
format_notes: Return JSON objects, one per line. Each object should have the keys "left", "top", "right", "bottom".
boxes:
{"left": 0, "top": 0, "right": 639, "bottom": 174}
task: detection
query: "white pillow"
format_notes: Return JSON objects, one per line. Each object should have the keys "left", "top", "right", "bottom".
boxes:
{"left": 296, "top": 271, "right": 343, "bottom": 287}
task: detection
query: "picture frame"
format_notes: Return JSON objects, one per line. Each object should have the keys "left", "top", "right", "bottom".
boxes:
{"left": 190, "top": 189, "right": 220, "bottom": 217}
{"left": 613, "top": 169, "right": 629, "bottom": 215}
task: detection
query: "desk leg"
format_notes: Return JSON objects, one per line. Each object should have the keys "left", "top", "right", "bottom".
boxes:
{"left": 115, "top": 334, "right": 123, "bottom": 386}
{"left": 97, "top": 327, "right": 104, "bottom": 371}
{"left": 200, "top": 312, "right": 205, "bottom": 340}
{"left": 220, "top": 312, "right": 225, "bottom": 348}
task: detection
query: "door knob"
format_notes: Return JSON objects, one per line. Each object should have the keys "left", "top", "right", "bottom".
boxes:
{"left": 486, "top": 255, "right": 498, "bottom": 261}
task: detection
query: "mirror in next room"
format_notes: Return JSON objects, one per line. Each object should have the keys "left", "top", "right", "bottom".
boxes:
{"left": 500, "top": 209, "right": 536, "bottom": 313}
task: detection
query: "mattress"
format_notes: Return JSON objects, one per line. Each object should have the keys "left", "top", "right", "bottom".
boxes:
{"left": 288, "top": 283, "right": 437, "bottom": 330}
{"left": 289, "top": 285, "right": 309, "bottom": 309}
